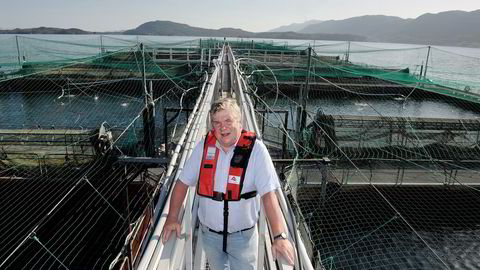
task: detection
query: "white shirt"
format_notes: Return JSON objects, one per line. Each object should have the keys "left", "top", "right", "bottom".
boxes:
{"left": 179, "top": 137, "right": 280, "bottom": 232}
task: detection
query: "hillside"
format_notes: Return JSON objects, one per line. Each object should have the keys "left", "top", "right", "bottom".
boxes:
{"left": 2, "top": 10, "right": 479, "bottom": 47}
{"left": 123, "top": 21, "right": 251, "bottom": 36}
{"left": 300, "top": 10, "right": 480, "bottom": 47}
{"left": 269, "top": 20, "right": 323, "bottom": 32}
{"left": 123, "top": 20, "right": 365, "bottom": 41}
{"left": 0, "top": 27, "right": 90, "bottom": 34}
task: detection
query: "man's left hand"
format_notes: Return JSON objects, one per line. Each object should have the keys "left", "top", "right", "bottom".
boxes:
{"left": 272, "top": 238, "right": 295, "bottom": 265}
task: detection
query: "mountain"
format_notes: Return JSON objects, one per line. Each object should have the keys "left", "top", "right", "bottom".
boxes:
{"left": 269, "top": 20, "right": 323, "bottom": 32}
{"left": 123, "top": 21, "right": 252, "bottom": 36}
{"left": 3, "top": 10, "right": 479, "bottom": 47}
{"left": 389, "top": 10, "right": 480, "bottom": 47}
{"left": 254, "top": 31, "right": 365, "bottom": 41}
{"left": 300, "top": 10, "right": 480, "bottom": 47}
{"left": 301, "top": 15, "right": 407, "bottom": 39}
{"left": 123, "top": 20, "right": 365, "bottom": 41}
{"left": 0, "top": 21, "right": 365, "bottom": 41}
{"left": 0, "top": 27, "right": 91, "bottom": 34}
{"left": 0, "top": 27, "right": 123, "bottom": 35}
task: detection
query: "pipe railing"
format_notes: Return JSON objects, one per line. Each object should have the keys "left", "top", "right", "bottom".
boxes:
{"left": 231, "top": 45, "right": 315, "bottom": 270}
{"left": 135, "top": 68, "right": 212, "bottom": 269}
{"left": 136, "top": 46, "right": 224, "bottom": 270}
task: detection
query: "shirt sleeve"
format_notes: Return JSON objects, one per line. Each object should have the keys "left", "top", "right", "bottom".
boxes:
{"left": 178, "top": 139, "right": 204, "bottom": 186}
{"left": 252, "top": 140, "right": 281, "bottom": 196}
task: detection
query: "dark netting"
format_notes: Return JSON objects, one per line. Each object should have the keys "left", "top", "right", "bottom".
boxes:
{"left": 0, "top": 37, "right": 202, "bottom": 269}
{"left": 239, "top": 40, "right": 480, "bottom": 269}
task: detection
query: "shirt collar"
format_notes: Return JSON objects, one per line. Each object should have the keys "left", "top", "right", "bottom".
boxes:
{"left": 215, "top": 135, "right": 240, "bottom": 154}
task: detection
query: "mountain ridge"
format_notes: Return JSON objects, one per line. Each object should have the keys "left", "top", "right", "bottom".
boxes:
{"left": 1, "top": 10, "right": 479, "bottom": 47}
{"left": 122, "top": 20, "right": 366, "bottom": 41}
{"left": 299, "top": 10, "right": 480, "bottom": 47}
{"left": 268, "top": 20, "right": 323, "bottom": 32}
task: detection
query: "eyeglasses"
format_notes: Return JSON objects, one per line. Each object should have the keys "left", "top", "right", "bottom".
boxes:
{"left": 212, "top": 119, "right": 234, "bottom": 129}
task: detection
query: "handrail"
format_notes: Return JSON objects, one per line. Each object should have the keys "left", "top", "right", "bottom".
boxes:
{"left": 136, "top": 46, "right": 224, "bottom": 270}
{"left": 232, "top": 51, "right": 291, "bottom": 270}
{"left": 135, "top": 70, "right": 210, "bottom": 269}
{"left": 177, "top": 62, "right": 218, "bottom": 270}
{"left": 232, "top": 45, "right": 315, "bottom": 270}
{"left": 229, "top": 48, "right": 271, "bottom": 269}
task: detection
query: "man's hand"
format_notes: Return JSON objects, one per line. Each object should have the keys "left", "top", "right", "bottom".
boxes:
{"left": 272, "top": 238, "right": 295, "bottom": 265}
{"left": 162, "top": 218, "right": 181, "bottom": 243}
{"left": 262, "top": 191, "right": 296, "bottom": 265}
{"left": 162, "top": 180, "right": 189, "bottom": 243}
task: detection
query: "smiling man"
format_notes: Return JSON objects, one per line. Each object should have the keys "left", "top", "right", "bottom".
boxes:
{"left": 163, "top": 98, "right": 294, "bottom": 270}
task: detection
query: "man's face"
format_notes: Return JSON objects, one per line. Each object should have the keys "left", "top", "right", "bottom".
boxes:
{"left": 211, "top": 109, "right": 242, "bottom": 151}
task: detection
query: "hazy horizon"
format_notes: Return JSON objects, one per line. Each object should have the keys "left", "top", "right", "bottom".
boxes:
{"left": 0, "top": 0, "right": 478, "bottom": 32}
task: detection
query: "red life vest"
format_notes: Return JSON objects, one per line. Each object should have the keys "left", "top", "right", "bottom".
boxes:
{"left": 197, "top": 129, "right": 257, "bottom": 201}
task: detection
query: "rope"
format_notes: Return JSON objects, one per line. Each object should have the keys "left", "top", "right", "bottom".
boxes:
{"left": 83, "top": 177, "right": 125, "bottom": 221}
{"left": 31, "top": 234, "right": 70, "bottom": 270}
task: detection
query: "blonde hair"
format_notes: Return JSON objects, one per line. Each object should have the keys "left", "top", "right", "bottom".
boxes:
{"left": 210, "top": 98, "right": 241, "bottom": 121}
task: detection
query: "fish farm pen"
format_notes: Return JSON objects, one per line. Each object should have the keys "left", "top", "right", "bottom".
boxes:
{"left": 0, "top": 35, "right": 480, "bottom": 269}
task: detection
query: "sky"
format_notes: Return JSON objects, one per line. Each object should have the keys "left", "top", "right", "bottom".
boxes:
{"left": 0, "top": 0, "right": 478, "bottom": 32}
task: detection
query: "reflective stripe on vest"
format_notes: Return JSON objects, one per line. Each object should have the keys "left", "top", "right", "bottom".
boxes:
{"left": 197, "top": 129, "right": 257, "bottom": 201}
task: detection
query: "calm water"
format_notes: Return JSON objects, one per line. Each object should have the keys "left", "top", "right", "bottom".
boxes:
{"left": 264, "top": 97, "right": 480, "bottom": 130}
{"left": 0, "top": 92, "right": 184, "bottom": 130}
{"left": 1, "top": 92, "right": 478, "bottom": 131}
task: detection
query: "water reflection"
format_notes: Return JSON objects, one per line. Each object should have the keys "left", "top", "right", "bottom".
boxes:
{"left": 267, "top": 97, "right": 480, "bottom": 129}
{"left": 0, "top": 92, "right": 180, "bottom": 129}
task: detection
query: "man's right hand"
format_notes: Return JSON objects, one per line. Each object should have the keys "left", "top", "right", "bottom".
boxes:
{"left": 162, "top": 181, "right": 189, "bottom": 243}
{"left": 162, "top": 218, "right": 182, "bottom": 243}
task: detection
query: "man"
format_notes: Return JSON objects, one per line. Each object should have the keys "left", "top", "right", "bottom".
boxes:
{"left": 163, "top": 98, "right": 295, "bottom": 269}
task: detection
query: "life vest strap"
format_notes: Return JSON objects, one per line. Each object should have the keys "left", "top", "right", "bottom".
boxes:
{"left": 240, "top": 190, "right": 257, "bottom": 199}
{"left": 211, "top": 190, "right": 257, "bottom": 201}
{"left": 223, "top": 200, "right": 229, "bottom": 252}
{"left": 212, "top": 191, "right": 224, "bottom": 201}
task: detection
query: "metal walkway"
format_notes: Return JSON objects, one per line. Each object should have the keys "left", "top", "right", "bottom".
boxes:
{"left": 131, "top": 45, "right": 315, "bottom": 270}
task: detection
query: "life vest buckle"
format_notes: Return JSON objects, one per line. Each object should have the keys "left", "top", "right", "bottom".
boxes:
{"left": 212, "top": 192, "right": 224, "bottom": 201}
